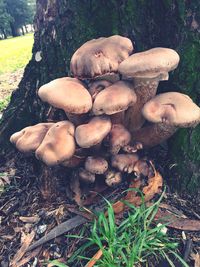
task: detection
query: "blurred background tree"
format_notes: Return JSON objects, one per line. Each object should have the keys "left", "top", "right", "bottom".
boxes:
{"left": 0, "top": 0, "right": 36, "bottom": 38}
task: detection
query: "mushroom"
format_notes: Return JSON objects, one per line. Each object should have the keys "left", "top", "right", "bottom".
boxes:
{"left": 105, "top": 124, "right": 131, "bottom": 155}
{"left": 10, "top": 123, "right": 54, "bottom": 153}
{"left": 70, "top": 35, "right": 133, "bottom": 80}
{"left": 105, "top": 169, "right": 122, "bottom": 187}
{"left": 132, "top": 92, "right": 200, "bottom": 148}
{"left": 79, "top": 156, "right": 108, "bottom": 184}
{"left": 118, "top": 48, "right": 180, "bottom": 131}
{"left": 38, "top": 77, "right": 92, "bottom": 126}
{"left": 78, "top": 168, "right": 96, "bottom": 183}
{"left": 35, "top": 121, "right": 76, "bottom": 166}
{"left": 92, "top": 81, "right": 137, "bottom": 116}
{"left": 85, "top": 156, "right": 108, "bottom": 174}
{"left": 111, "top": 153, "right": 139, "bottom": 173}
{"left": 75, "top": 116, "right": 112, "bottom": 148}
{"left": 88, "top": 80, "right": 112, "bottom": 100}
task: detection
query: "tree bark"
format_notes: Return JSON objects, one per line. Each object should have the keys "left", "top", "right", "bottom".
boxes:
{"left": 21, "top": 26, "right": 25, "bottom": 35}
{"left": 1, "top": 28, "right": 7, "bottom": 39}
{"left": 9, "top": 22, "right": 20, "bottom": 37}
{"left": 0, "top": 0, "right": 200, "bottom": 195}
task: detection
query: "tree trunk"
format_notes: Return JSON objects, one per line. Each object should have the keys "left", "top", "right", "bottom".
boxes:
{"left": 1, "top": 28, "right": 7, "bottom": 39}
{"left": 1, "top": 0, "right": 200, "bottom": 195}
{"left": 9, "top": 22, "right": 20, "bottom": 37}
{"left": 21, "top": 26, "right": 25, "bottom": 35}
{"left": 24, "top": 24, "right": 28, "bottom": 33}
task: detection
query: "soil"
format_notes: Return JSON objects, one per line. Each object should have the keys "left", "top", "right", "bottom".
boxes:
{"left": 0, "top": 151, "right": 200, "bottom": 267}
{"left": 0, "top": 69, "right": 24, "bottom": 101}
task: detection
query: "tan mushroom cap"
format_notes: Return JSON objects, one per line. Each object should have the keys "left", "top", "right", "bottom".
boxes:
{"left": 38, "top": 77, "right": 92, "bottom": 114}
{"left": 85, "top": 156, "right": 108, "bottom": 174}
{"left": 10, "top": 123, "right": 54, "bottom": 153}
{"left": 142, "top": 92, "right": 200, "bottom": 127}
{"left": 119, "top": 47, "right": 180, "bottom": 79}
{"left": 93, "top": 81, "right": 137, "bottom": 115}
{"left": 35, "top": 121, "right": 76, "bottom": 166}
{"left": 78, "top": 168, "right": 96, "bottom": 183}
{"left": 88, "top": 80, "right": 112, "bottom": 100}
{"left": 111, "top": 154, "right": 139, "bottom": 173}
{"left": 70, "top": 35, "right": 133, "bottom": 79}
{"left": 107, "top": 124, "right": 131, "bottom": 155}
{"left": 75, "top": 116, "right": 111, "bottom": 148}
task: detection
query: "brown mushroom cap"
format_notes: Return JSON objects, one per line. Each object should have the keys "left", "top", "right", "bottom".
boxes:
{"left": 111, "top": 153, "right": 139, "bottom": 173}
{"left": 88, "top": 80, "right": 112, "bottom": 100}
{"left": 119, "top": 47, "right": 180, "bottom": 79}
{"left": 142, "top": 92, "right": 200, "bottom": 127}
{"left": 35, "top": 121, "right": 76, "bottom": 166}
{"left": 38, "top": 77, "right": 92, "bottom": 114}
{"left": 78, "top": 168, "right": 96, "bottom": 183}
{"left": 107, "top": 124, "right": 131, "bottom": 155}
{"left": 93, "top": 81, "right": 137, "bottom": 115}
{"left": 105, "top": 170, "right": 122, "bottom": 186}
{"left": 85, "top": 156, "right": 108, "bottom": 174}
{"left": 10, "top": 123, "right": 54, "bottom": 153}
{"left": 70, "top": 35, "right": 133, "bottom": 79}
{"left": 75, "top": 116, "right": 111, "bottom": 148}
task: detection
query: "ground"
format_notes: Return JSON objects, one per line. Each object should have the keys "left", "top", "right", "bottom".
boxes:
{"left": 0, "top": 34, "right": 33, "bottom": 114}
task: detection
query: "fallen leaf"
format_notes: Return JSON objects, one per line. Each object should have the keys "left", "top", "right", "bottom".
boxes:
{"left": 13, "top": 247, "right": 41, "bottom": 267}
{"left": 113, "top": 162, "right": 163, "bottom": 214}
{"left": 155, "top": 209, "right": 200, "bottom": 231}
{"left": 191, "top": 252, "right": 200, "bottom": 267}
{"left": 19, "top": 216, "right": 40, "bottom": 224}
{"left": 11, "top": 230, "right": 35, "bottom": 267}
{"left": 86, "top": 248, "right": 104, "bottom": 267}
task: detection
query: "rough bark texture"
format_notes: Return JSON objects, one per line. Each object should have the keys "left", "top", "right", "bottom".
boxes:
{"left": 0, "top": 0, "right": 199, "bottom": 194}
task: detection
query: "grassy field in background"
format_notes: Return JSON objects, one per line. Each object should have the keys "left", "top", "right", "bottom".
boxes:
{"left": 0, "top": 34, "right": 34, "bottom": 75}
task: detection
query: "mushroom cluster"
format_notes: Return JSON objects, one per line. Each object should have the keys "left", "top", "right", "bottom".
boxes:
{"left": 10, "top": 35, "right": 200, "bottom": 201}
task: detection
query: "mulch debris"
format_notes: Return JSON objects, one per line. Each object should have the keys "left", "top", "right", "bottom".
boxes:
{"left": 0, "top": 152, "right": 200, "bottom": 267}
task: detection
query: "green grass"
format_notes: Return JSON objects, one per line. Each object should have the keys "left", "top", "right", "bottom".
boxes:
{"left": 0, "top": 34, "right": 34, "bottom": 74}
{"left": 0, "top": 95, "right": 11, "bottom": 112}
{"left": 54, "top": 192, "right": 188, "bottom": 267}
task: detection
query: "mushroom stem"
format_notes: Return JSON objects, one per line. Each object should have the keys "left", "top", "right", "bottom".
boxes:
{"left": 125, "top": 77, "right": 159, "bottom": 132}
{"left": 132, "top": 123, "right": 177, "bottom": 148}
{"left": 110, "top": 111, "right": 125, "bottom": 124}
{"left": 39, "top": 164, "right": 59, "bottom": 200}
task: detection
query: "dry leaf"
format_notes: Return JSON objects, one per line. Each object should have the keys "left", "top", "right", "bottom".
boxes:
{"left": 11, "top": 230, "right": 35, "bottom": 267}
{"left": 86, "top": 248, "right": 104, "bottom": 267}
{"left": 191, "top": 252, "right": 200, "bottom": 267}
{"left": 13, "top": 247, "right": 41, "bottom": 267}
{"left": 155, "top": 209, "right": 200, "bottom": 231}
{"left": 113, "top": 162, "right": 163, "bottom": 214}
{"left": 19, "top": 216, "right": 40, "bottom": 224}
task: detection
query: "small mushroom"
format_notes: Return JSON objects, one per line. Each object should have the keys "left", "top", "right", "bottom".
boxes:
{"left": 111, "top": 153, "right": 139, "bottom": 173}
{"left": 119, "top": 48, "right": 180, "bottom": 131}
{"left": 78, "top": 168, "right": 96, "bottom": 183}
{"left": 92, "top": 81, "right": 137, "bottom": 116}
{"left": 106, "top": 124, "right": 131, "bottom": 155}
{"left": 38, "top": 77, "right": 92, "bottom": 126}
{"left": 85, "top": 156, "right": 108, "bottom": 174}
{"left": 70, "top": 35, "right": 133, "bottom": 79}
{"left": 79, "top": 156, "right": 108, "bottom": 184}
{"left": 105, "top": 169, "right": 122, "bottom": 187}
{"left": 88, "top": 80, "right": 112, "bottom": 100}
{"left": 35, "top": 121, "right": 76, "bottom": 166}
{"left": 133, "top": 92, "right": 200, "bottom": 147}
{"left": 75, "top": 116, "right": 112, "bottom": 148}
{"left": 10, "top": 123, "right": 54, "bottom": 153}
